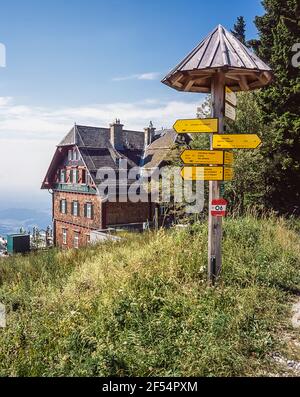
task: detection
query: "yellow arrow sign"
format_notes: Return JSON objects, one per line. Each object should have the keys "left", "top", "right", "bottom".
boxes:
{"left": 181, "top": 150, "right": 234, "bottom": 165}
{"left": 224, "top": 167, "right": 234, "bottom": 181}
{"left": 181, "top": 166, "right": 234, "bottom": 181}
{"left": 224, "top": 151, "right": 234, "bottom": 165}
{"left": 213, "top": 134, "right": 262, "bottom": 149}
{"left": 173, "top": 118, "right": 218, "bottom": 133}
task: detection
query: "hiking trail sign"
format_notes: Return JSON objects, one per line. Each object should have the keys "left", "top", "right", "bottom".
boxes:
{"left": 181, "top": 150, "right": 233, "bottom": 165}
{"left": 225, "top": 86, "right": 237, "bottom": 107}
{"left": 181, "top": 166, "right": 234, "bottom": 181}
{"left": 173, "top": 118, "right": 218, "bottom": 133}
{"left": 213, "top": 134, "right": 262, "bottom": 149}
{"left": 225, "top": 102, "right": 236, "bottom": 121}
{"left": 162, "top": 24, "right": 273, "bottom": 284}
{"left": 211, "top": 199, "right": 228, "bottom": 217}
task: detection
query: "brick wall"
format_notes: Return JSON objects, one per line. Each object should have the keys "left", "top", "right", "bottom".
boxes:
{"left": 53, "top": 191, "right": 155, "bottom": 247}
{"left": 53, "top": 191, "right": 104, "bottom": 247}
{"left": 55, "top": 220, "right": 92, "bottom": 249}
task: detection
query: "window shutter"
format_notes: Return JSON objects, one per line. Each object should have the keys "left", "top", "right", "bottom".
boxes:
{"left": 71, "top": 202, "right": 74, "bottom": 215}
{"left": 60, "top": 200, "right": 62, "bottom": 212}
{"left": 77, "top": 202, "right": 80, "bottom": 217}
{"left": 84, "top": 204, "right": 87, "bottom": 218}
{"left": 65, "top": 201, "right": 68, "bottom": 214}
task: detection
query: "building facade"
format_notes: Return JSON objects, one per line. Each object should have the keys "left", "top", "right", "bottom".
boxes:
{"left": 42, "top": 120, "right": 189, "bottom": 249}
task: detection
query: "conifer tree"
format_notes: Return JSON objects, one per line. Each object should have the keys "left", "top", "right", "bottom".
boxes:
{"left": 252, "top": 0, "right": 300, "bottom": 214}
{"left": 231, "top": 16, "right": 247, "bottom": 45}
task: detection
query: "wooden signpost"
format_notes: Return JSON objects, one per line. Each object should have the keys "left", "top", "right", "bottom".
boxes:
{"left": 162, "top": 24, "right": 273, "bottom": 285}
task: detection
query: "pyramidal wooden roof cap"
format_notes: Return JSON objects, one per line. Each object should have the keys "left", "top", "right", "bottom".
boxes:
{"left": 162, "top": 24, "right": 273, "bottom": 93}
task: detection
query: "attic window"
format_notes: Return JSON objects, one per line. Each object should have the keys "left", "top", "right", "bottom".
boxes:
{"left": 68, "top": 149, "right": 79, "bottom": 161}
{"left": 74, "top": 149, "right": 79, "bottom": 161}
{"left": 70, "top": 169, "right": 79, "bottom": 184}
{"left": 60, "top": 170, "right": 66, "bottom": 183}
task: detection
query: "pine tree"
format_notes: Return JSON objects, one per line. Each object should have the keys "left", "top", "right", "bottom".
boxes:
{"left": 252, "top": 0, "right": 300, "bottom": 214}
{"left": 231, "top": 16, "right": 247, "bottom": 45}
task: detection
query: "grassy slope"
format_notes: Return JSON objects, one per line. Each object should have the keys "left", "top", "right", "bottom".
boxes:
{"left": 0, "top": 216, "right": 300, "bottom": 377}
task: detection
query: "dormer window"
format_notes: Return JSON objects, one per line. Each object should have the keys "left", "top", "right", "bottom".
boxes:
{"left": 68, "top": 148, "right": 79, "bottom": 161}
{"left": 70, "top": 169, "right": 78, "bottom": 184}
{"left": 60, "top": 170, "right": 66, "bottom": 183}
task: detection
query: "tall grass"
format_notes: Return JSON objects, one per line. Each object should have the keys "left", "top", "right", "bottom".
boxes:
{"left": 0, "top": 215, "right": 299, "bottom": 376}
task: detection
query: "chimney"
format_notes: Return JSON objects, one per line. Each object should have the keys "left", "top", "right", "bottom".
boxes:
{"left": 144, "top": 121, "right": 156, "bottom": 147}
{"left": 110, "top": 119, "right": 124, "bottom": 150}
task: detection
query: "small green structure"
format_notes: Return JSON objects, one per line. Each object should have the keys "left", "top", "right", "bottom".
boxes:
{"left": 7, "top": 234, "right": 30, "bottom": 254}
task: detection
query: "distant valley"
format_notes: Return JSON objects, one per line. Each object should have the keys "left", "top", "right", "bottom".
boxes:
{"left": 0, "top": 208, "right": 52, "bottom": 237}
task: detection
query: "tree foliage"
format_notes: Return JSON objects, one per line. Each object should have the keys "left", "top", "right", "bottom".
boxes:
{"left": 251, "top": 0, "right": 300, "bottom": 214}
{"left": 226, "top": 7, "right": 300, "bottom": 215}
{"left": 231, "top": 16, "right": 247, "bottom": 45}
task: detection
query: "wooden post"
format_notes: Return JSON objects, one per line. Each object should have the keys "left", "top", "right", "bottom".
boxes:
{"left": 208, "top": 71, "right": 225, "bottom": 283}
{"left": 154, "top": 206, "right": 159, "bottom": 231}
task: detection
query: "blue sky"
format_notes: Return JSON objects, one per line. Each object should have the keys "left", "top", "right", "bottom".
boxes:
{"left": 0, "top": 0, "right": 264, "bottom": 211}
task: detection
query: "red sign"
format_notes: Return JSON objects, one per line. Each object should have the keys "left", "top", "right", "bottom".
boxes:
{"left": 211, "top": 199, "right": 228, "bottom": 217}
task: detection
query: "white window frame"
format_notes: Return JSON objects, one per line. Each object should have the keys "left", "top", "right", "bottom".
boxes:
{"left": 72, "top": 169, "right": 78, "bottom": 184}
{"left": 62, "top": 228, "right": 67, "bottom": 245}
{"left": 74, "top": 149, "right": 79, "bottom": 161}
{"left": 61, "top": 199, "right": 67, "bottom": 214}
{"left": 73, "top": 201, "right": 79, "bottom": 217}
{"left": 74, "top": 232, "right": 79, "bottom": 249}
{"left": 86, "top": 203, "right": 92, "bottom": 219}
{"left": 60, "top": 169, "right": 66, "bottom": 183}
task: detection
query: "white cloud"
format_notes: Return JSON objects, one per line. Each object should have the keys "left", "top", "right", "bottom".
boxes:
{"left": 112, "top": 72, "right": 161, "bottom": 81}
{"left": 0, "top": 96, "right": 203, "bottom": 140}
{"left": 0, "top": 97, "right": 13, "bottom": 106}
{"left": 0, "top": 96, "right": 204, "bottom": 196}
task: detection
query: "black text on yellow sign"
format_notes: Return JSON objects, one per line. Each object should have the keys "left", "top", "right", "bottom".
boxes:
{"left": 180, "top": 150, "right": 234, "bottom": 165}
{"left": 173, "top": 118, "right": 219, "bottom": 133}
{"left": 181, "top": 166, "right": 234, "bottom": 181}
{"left": 213, "top": 134, "right": 262, "bottom": 149}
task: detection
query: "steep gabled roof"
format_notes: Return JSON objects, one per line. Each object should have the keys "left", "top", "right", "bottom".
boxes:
{"left": 162, "top": 24, "right": 273, "bottom": 93}
{"left": 42, "top": 124, "right": 188, "bottom": 190}
{"left": 58, "top": 125, "right": 145, "bottom": 150}
{"left": 142, "top": 130, "right": 178, "bottom": 170}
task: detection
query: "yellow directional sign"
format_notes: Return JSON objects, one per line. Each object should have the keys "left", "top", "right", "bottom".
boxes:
{"left": 173, "top": 118, "right": 218, "bottom": 133}
{"left": 224, "top": 151, "right": 234, "bottom": 165}
{"left": 181, "top": 150, "right": 234, "bottom": 165}
{"left": 225, "top": 86, "right": 237, "bottom": 107}
{"left": 213, "top": 134, "right": 262, "bottom": 149}
{"left": 181, "top": 166, "right": 234, "bottom": 181}
{"left": 224, "top": 167, "right": 234, "bottom": 181}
